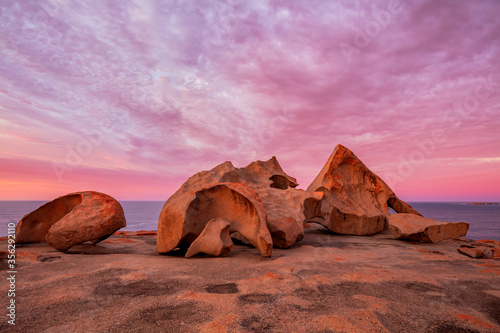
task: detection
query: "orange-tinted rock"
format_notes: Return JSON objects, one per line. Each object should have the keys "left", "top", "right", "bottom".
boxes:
{"left": 457, "top": 240, "right": 499, "bottom": 259}
{"left": 306, "top": 144, "right": 421, "bottom": 235}
{"left": 389, "top": 213, "right": 469, "bottom": 243}
{"left": 475, "top": 240, "right": 500, "bottom": 259}
{"left": 237, "top": 157, "right": 314, "bottom": 248}
{"left": 157, "top": 157, "right": 315, "bottom": 254}
{"left": 458, "top": 246, "right": 488, "bottom": 258}
{"left": 157, "top": 182, "right": 272, "bottom": 257}
{"left": 185, "top": 218, "right": 234, "bottom": 258}
{"left": 16, "top": 191, "right": 126, "bottom": 251}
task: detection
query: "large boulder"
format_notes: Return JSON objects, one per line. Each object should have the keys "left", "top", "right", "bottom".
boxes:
{"left": 157, "top": 157, "right": 315, "bottom": 255}
{"left": 237, "top": 157, "right": 314, "bottom": 248}
{"left": 15, "top": 191, "right": 126, "bottom": 251}
{"left": 157, "top": 182, "right": 273, "bottom": 257}
{"left": 306, "top": 144, "right": 421, "bottom": 235}
{"left": 389, "top": 213, "right": 469, "bottom": 243}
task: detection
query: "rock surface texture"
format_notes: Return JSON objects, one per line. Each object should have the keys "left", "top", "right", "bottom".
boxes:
{"left": 306, "top": 144, "right": 421, "bottom": 235}
{"left": 157, "top": 182, "right": 273, "bottom": 257}
{"left": 389, "top": 213, "right": 469, "bottom": 243}
{"left": 457, "top": 239, "right": 500, "bottom": 259}
{"left": 237, "top": 157, "right": 315, "bottom": 248}
{"left": 5, "top": 228, "right": 500, "bottom": 332}
{"left": 15, "top": 191, "right": 126, "bottom": 251}
{"left": 185, "top": 218, "right": 234, "bottom": 258}
{"left": 157, "top": 156, "right": 317, "bottom": 256}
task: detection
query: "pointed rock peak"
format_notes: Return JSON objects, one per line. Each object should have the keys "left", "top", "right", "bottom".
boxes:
{"left": 305, "top": 144, "right": 421, "bottom": 235}
{"left": 216, "top": 161, "right": 236, "bottom": 170}
{"left": 308, "top": 144, "right": 377, "bottom": 193}
{"left": 330, "top": 144, "right": 368, "bottom": 167}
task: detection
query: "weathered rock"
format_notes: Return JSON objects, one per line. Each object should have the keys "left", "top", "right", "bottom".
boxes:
{"left": 157, "top": 182, "right": 272, "bottom": 257}
{"left": 185, "top": 218, "right": 234, "bottom": 258}
{"left": 157, "top": 157, "right": 315, "bottom": 254}
{"left": 15, "top": 191, "right": 126, "bottom": 251}
{"left": 457, "top": 246, "right": 491, "bottom": 258}
{"left": 306, "top": 144, "right": 421, "bottom": 235}
{"left": 389, "top": 213, "right": 469, "bottom": 243}
{"left": 457, "top": 240, "right": 500, "bottom": 259}
{"left": 476, "top": 240, "right": 500, "bottom": 259}
{"left": 237, "top": 157, "right": 314, "bottom": 248}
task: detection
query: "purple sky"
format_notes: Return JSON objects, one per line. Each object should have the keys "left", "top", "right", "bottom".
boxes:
{"left": 1, "top": 0, "right": 499, "bottom": 201}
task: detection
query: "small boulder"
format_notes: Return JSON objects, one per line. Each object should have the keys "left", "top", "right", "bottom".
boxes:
{"left": 185, "top": 218, "right": 234, "bottom": 258}
{"left": 16, "top": 191, "right": 126, "bottom": 251}
{"left": 389, "top": 213, "right": 469, "bottom": 243}
{"left": 457, "top": 246, "right": 492, "bottom": 258}
{"left": 457, "top": 240, "right": 500, "bottom": 259}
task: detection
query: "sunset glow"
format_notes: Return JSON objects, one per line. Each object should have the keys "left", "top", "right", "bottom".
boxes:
{"left": 1, "top": 0, "right": 499, "bottom": 201}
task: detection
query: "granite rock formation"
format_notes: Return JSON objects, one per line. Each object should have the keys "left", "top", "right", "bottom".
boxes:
{"left": 305, "top": 144, "right": 421, "bottom": 235}
{"left": 185, "top": 218, "right": 234, "bottom": 258}
{"left": 456, "top": 240, "right": 500, "bottom": 259}
{"left": 389, "top": 213, "right": 469, "bottom": 243}
{"left": 237, "top": 157, "right": 315, "bottom": 248}
{"left": 157, "top": 182, "right": 273, "bottom": 257}
{"left": 15, "top": 191, "right": 126, "bottom": 251}
{"left": 157, "top": 157, "right": 316, "bottom": 256}
{"left": 457, "top": 245, "right": 493, "bottom": 258}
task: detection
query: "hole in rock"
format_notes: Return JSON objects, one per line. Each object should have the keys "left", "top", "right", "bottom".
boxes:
{"left": 269, "top": 175, "right": 296, "bottom": 189}
{"left": 184, "top": 185, "right": 261, "bottom": 245}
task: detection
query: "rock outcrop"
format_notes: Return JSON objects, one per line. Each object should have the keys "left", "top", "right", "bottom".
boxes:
{"left": 157, "top": 182, "right": 273, "bottom": 257}
{"left": 15, "top": 191, "right": 126, "bottom": 251}
{"left": 457, "top": 240, "right": 500, "bottom": 259}
{"left": 305, "top": 144, "right": 421, "bottom": 235}
{"left": 157, "top": 157, "right": 316, "bottom": 256}
{"left": 237, "top": 157, "right": 314, "bottom": 248}
{"left": 185, "top": 218, "right": 234, "bottom": 258}
{"left": 389, "top": 213, "right": 469, "bottom": 243}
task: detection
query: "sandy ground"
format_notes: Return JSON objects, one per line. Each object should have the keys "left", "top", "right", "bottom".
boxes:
{"left": 1, "top": 225, "right": 500, "bottom": 333}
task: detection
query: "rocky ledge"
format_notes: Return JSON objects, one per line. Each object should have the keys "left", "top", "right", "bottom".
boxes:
{"left": 1, "top": 228, "right": 500, "bottom": 332}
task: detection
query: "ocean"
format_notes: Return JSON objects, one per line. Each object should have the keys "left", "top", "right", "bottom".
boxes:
{"left": 1, "top": 201, "right": 499, "bottom": 241}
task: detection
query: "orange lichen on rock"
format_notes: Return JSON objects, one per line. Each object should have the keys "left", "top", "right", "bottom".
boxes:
{"left": 201, "top": 314, "right": 239, "bottom": 333}
{"left": 16, "top": 252, "right": 40, "bottom": 261}
{"left": 455, "top": 312, "right": 495, "bottom": 330}
{"left": 480, "top": 269, "right": 500, "bottom": 275}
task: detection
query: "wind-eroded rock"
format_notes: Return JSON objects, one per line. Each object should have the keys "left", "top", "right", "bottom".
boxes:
{"left": 157, "top": 157, "right": 316, "bottom": 256}
{"left": 306, "top": 144, "right": 421, "bottom": 235}
{"left": 185, "top": 218, "right": 234, "bottom": 258}
{"left": 238, "top": 157, "right": 314, "bottom": 248}
{"left": 389, "top": 213, "right": 469, "bottom": 243}
{"left": 157, "top": 182, "right": 272, "bottom": 257}
{"left": 15, "top": 191, "right": 126, "bottom": 251}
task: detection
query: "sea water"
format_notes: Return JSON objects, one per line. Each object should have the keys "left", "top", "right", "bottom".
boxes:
{"left": 0, "top": 201, "right": 498, "bottom": 240}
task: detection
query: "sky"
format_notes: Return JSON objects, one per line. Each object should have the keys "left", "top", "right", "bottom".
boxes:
{"left": 0, "top": 0, "right": 499, "bottom": 202}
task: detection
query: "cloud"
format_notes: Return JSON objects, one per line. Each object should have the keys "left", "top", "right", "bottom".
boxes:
{"left": 0, "top": 0, "right": 499, "bottom": 200}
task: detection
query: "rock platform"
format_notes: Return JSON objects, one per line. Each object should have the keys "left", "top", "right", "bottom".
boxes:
{"left": 1, "top": 226, "right": 500, "bottom": 332}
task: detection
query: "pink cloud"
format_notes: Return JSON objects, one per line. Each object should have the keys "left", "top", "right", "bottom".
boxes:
{"left": 0, "top": 0, "right": 499, "bottom": 201}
